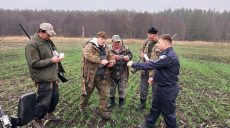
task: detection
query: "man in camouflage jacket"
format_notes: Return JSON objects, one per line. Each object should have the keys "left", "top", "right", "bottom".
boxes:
{"left": 80, "top": 31, "right": 115, "bottom": 120}
{"left": 107, "top": 35, "right": 133, "bottom": 110}
{"left": 136, "top": 27, "right": 160, "bottom": 111}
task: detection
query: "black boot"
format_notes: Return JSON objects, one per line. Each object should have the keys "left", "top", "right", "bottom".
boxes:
{"left": 107, "top": 97, "right": 116, "bottom": 109}
{"left": 136, "top": 98, "right": 146, "bottom": 111}
{"left": 119, "top": 97, "right": 125, "bottom": 109}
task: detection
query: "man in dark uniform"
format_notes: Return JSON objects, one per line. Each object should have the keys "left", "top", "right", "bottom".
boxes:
{"left": 127, "top": 34, "right": 180, "bottom": 128}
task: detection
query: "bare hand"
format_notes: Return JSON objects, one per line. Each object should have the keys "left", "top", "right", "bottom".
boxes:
{"left": 107, "top": 61, "right": 114, "bottom": 67}
{"left": 100, "top": 59, "right": 109, "bottom": 65}
{"left": 123, "top": 56, "right": 130, "bottom": 62}
{"left": 52, "top": 56, "right": 63, "bottom": 63}
{"left": 148, "top": 77, "right": 153, "bottom": 85}
{"left": 114, "top": 55, "right": 120, "bottom": 60}
{"left": 127, "top": 61, "right": 133, "bottom": 67}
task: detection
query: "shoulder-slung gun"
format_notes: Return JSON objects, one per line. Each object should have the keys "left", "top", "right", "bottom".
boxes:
{"left": 19, "top": 24, "right": 68, "bottom": 83}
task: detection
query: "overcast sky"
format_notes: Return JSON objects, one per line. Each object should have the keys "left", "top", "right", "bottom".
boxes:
{"left": 0, "top": 0, "right": 229, "bottom": 12}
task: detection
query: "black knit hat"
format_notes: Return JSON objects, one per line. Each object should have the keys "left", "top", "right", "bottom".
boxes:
{"left": 148, "top": 27, "right": 158, "bottom": 34}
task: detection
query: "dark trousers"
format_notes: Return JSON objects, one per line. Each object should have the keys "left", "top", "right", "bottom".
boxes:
{"left": 145, "top": 84, "right": 179, "bottom": 128}
{"left": 34, "top": 81, "right": 59, "bottom": 120}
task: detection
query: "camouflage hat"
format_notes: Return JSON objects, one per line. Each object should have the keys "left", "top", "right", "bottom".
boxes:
{"left": 39, "top": 23, "right": 56, "bottom": 36}
{"left": 112, "top": 35, "right": 122, "bottom": 42}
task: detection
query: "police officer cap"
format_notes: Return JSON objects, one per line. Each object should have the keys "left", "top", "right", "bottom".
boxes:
{"left": 148, "top": 27, "right": 158, "bottom": 34}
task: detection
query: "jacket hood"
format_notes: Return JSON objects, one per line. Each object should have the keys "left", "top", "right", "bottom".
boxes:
{"left": 89, "top": 38, "right": 105, "bottom": 47}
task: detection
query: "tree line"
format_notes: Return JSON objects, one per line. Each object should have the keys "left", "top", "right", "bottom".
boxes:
{"left": 0, "top": 8, "right": 229, "bottom": 41}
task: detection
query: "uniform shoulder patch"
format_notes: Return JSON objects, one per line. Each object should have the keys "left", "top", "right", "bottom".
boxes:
{"left": 159, "top": 55, "right": 167, "bottom": 59}
{"left": 153, "top": 55, "right": 167, "bottom": 63}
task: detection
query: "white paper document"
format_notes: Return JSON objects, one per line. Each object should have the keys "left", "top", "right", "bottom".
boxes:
{"left": 144, "top": 54, "right": 150, "bottom": 61}
{"left": 59, "top": 53, "right": 64, "bottom": 58}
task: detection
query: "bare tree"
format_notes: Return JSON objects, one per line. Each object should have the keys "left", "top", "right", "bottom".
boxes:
{"left": 0, "top": 8, "right": 229, "bottom": 41}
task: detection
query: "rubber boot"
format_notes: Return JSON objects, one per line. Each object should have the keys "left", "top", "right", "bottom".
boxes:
{"left": 119, "top": 97, "right": 125, "bottom": 109}
{"left": 136, "top": 98, "right": 146, "bottom": 111}
{"left": 107, "top": 97, "right": 116, "bottom": 109}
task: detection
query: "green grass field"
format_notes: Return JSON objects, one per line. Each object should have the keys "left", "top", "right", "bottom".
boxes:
{"left": 0, "top": 38, "right": 229, "bottom": 128}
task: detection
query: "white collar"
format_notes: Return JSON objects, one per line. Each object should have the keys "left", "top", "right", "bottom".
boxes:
{"left": 89, "top": 38, "right": 105, "bottom": 47}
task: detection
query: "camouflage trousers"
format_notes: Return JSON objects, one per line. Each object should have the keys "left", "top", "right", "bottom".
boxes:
{"left": 80, "top": 76, "right": 110, "bottom": 113}
{"left": 140, "top": 73, "right": 154, "bottom": 100}
{"left": 109, "top": 76, "right": 127, "bottom": 98}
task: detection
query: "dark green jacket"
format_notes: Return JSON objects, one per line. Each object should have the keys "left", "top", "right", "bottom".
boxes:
{"left": 25, "top": 33, "right": 58, "bottom": 82}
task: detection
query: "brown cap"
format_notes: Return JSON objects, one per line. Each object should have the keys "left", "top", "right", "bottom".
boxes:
{"left": 39, "top": 23, "right": 56, "bottom": 36}
{"left": 97, "top": 31, "right": 107, "bottom": 39}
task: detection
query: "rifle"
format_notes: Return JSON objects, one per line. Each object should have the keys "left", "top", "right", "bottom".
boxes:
{"left": 19, "top": 24, "right": 68, "bottom": 83}
{"left": 171, "top": 33, "right": 177, "bottom": 39}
